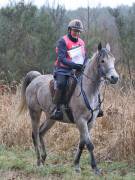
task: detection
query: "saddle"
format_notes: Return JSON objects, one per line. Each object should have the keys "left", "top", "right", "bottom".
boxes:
{"left": 50, "top": 76, "right": 77, "bottom": 105}
{"left": 49, "top": 76, "right": 77, "bottom": 122}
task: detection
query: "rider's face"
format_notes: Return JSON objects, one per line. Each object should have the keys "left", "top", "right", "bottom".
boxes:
{"left": 70, "top": 29, "right": 81, "bottom": 39}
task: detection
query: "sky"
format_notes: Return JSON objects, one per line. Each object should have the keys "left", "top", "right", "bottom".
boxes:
{"left": 0, "top": 0, "right": 135, "bottom": 9}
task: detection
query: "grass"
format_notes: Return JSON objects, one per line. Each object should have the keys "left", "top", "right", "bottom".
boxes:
{"left": 0, "top": 145, "right": 135, "bottom": 180}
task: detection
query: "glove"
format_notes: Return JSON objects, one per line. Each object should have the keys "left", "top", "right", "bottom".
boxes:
{"left": 76, "top": 64, "right": 83, "bottom": 71}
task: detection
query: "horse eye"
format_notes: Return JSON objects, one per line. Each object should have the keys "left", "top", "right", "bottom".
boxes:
{"left": 101, "top": 60, "right": 104, "bottom": 63}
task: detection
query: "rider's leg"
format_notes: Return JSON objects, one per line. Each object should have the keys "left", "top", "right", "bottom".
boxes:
{"left": 50, "top": 74, "right": 68, "bottom": 120}
{"left": 65, "top": 77, "right": 77, "bottom": 105}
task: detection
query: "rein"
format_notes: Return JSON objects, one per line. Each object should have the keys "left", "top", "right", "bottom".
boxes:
{"left": 71, "top": 49, "right": 113, "bottom": 124}
{"left": 74, "top": 52, "right": 107, "bottom": 125}
{"left": 80, "top": 75, "right": 105, "bottom": 124}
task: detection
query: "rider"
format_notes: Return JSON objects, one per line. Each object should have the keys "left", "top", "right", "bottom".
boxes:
{"left": 50, "top": 19, "right": 87, "bottom": 120}
{"left": 50, "top": 19, "right": 103, "bottom": 120}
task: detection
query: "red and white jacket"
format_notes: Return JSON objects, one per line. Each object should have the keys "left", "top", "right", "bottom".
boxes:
{"left": 55, "top": 35, "right": 85, "bottom": 68}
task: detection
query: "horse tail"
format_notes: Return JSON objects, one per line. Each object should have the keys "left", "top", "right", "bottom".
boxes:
{"left": 18, "top": 71, "right": 41, "bottom": 115}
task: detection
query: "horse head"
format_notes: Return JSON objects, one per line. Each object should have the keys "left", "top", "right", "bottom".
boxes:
{"left": 97, "top": 42, "right": 119, "bottom": 84}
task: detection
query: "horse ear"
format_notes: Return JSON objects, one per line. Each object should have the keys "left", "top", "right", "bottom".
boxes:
{"left": 98, "top": 42, "right": 102, "bottom": 51}
{"left": 106, "top": 43, "right": 111, "bottom": 51}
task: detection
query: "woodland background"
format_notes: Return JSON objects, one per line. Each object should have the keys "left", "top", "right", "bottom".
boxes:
{"left": 0, "top": 0, "right": 134, "bottom": 85}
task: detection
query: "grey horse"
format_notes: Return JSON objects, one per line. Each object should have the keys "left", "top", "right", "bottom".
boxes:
{"left": 18, "top": 43, "right": 119, "bottom": 174}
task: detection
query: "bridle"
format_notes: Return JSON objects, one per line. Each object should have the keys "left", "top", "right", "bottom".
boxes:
{"left": 76, "top": 49, "right": 110, "bottom": 124}
{"left": 71, "top": 48, "right": 116, "bottom": 124}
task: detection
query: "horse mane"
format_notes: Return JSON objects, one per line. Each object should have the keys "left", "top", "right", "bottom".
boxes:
{"left": 90, "top": 51, "right": 98, "bottom": 61}
{"left": 86, "top": 51, "right": 98, "bottom": 65}
{"left": 84, "top": 51, "right": 98, "bottom": 74}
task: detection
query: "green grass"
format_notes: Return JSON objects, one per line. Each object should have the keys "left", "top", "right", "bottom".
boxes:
{"left": 0, "top": 145, "right": 135, "bottom": 180}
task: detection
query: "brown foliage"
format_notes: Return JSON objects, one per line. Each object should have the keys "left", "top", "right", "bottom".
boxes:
{"left": 0, "top": 85, "right": 134, "bottom": 161}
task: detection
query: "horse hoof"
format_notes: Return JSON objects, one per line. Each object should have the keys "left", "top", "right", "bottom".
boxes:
{"left": 37, "top": 159, "right": 43, "bottom": 167}
{"left": 94, "top": 168, "right": 103, "bottom": 176}
{"left": 41, "top": 154, "right": 46, "bottom": 164}
{"left": 75, "top": 165, "right": 81, "bottom": 173}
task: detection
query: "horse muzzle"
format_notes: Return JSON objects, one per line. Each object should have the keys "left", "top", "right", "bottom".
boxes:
{"left": 105, "top": 73, "right": 119, "bottom": 84}
{"left": 109, "top": 75, "right": 119, "bottom": 84}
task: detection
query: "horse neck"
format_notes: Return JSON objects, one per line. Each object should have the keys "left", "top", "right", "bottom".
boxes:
{"left": 83, "top": 55, "right": 101, "bottom": 96}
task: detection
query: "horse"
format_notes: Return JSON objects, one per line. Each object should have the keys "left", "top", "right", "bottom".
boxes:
{"left": 18, "top": 43, "right": 119, "bottom": 175}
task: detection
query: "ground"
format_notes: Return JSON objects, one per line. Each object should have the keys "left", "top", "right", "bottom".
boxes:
{"left": 0, "top": 145, "right": 135, "bottom": 180}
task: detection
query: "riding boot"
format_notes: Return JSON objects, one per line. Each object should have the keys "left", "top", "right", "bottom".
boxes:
{"left": 50, "top": 89, "right": 63, "bottom": 120}
{"left": 97, "top": 94, "right": 104, "bottom": 117}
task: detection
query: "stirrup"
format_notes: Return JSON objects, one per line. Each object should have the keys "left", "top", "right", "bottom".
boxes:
{"left": 50, "top": 108, "right": 63, "bottom": 120}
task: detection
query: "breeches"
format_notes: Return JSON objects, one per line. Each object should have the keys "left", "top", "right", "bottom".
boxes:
{"left": 55, "top": 74, "right": 69, "bottom": 91}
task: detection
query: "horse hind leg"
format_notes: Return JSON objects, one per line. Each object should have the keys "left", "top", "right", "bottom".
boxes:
{"left": 29, "top": 108, "right": 42, "bottom": 166}
{"left": 74, "top": 140, "right": 85, "bottom": 173}
{"left": 39, "top": 115, "right": 56, "bottom": 164}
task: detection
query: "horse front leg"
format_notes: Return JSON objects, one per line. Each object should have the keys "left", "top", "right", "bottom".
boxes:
{"left": 74, "top": 140, "right": 85, "bottom": 172}
{"left": 87, "top": 120, "right": 102, "bottom": 175}
{"left": 85, "top": 138, "right": 101, "bottom": 174}
{"left": 74, "top": 120, "right": 89, "bottom": 173}
{"left": 86, "top": 128, "right": 102, "bottom": 175}
{"left": 76, "top": 119, "right": 101, "bottom": 175}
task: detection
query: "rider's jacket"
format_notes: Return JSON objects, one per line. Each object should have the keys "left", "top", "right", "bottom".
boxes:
{"left": 55, "top": 34, "right": 85, "bottom": 69}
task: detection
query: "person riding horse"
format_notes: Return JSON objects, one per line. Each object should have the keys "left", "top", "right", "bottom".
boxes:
{"left": 19, "top": 42, "right": 119, "bottom": 171}
{"left": 51, "top": 19, "right": 103, "bottom": 120}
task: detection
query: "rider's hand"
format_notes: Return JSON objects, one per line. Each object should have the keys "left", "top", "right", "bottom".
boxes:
{"left": 74, "top": 64, "right": 83, "bottom": 71}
